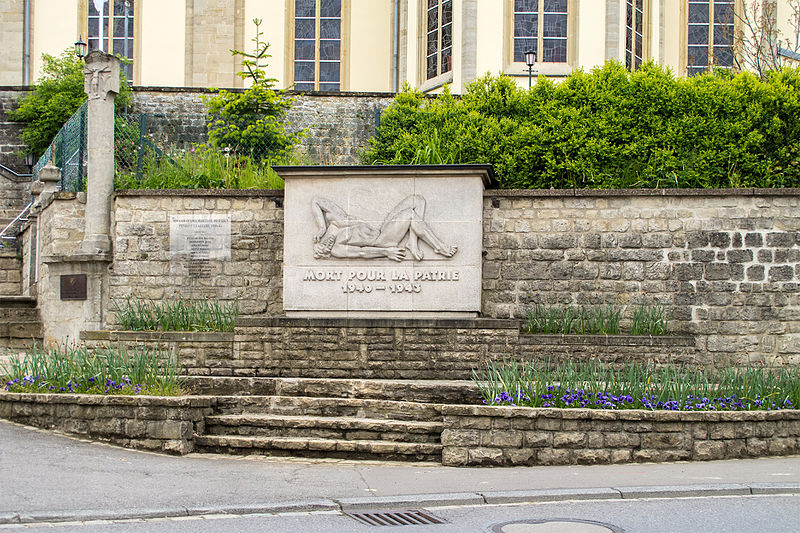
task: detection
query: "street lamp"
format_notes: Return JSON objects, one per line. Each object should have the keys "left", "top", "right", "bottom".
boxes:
{"left": 24, "top": 152, "right": 35, "bottom": 175}
{"left": 74, "top": 36, "right": 87, "bottom": 60}
{"left": 525, "top": 49, "right": 537, "bottom": 88}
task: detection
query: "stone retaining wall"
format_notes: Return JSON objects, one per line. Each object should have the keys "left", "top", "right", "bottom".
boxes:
{"left": 0, "top": 392, "right": 214, "bottom": 454}
{"left": 484, "top": 189, "right": 800, "bottom": 367}
{"left": 0, "top": 249, "right": 20, "bottom": 295}
{"left": 441, "top": 405, "right": 800, "bottom": 467}
{"left": 110, "top": 190, "right": 283, "bottom": 316}
{"left": 0, "top": 88, "right": 27, "bottom": 172}
{"left": 17, "top": 188, "right": 800, "bottom": 369}
{"left": 130, "top": 88, "right": 393, "bottom": 165}
{"left": 81, "top": 331, "right": 235, "bottom": 373}
{"left": 81, "top": 326, "right": 693, "bottom": 380}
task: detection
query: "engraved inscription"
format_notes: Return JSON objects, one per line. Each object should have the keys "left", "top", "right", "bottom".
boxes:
{"left": 311, "top": 195, "right": 457, "bottom": 262}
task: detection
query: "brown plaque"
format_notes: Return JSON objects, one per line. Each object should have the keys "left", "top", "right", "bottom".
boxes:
{"left": 60, "top": 274, "right": 87, "bottom": 300}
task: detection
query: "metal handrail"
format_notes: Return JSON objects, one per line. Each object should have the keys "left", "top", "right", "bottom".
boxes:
{"left": 0, "top": 201, "right": 33, "bottom": 245}
{"left": 0, "top": 163, "right": 32, "bottom": 179}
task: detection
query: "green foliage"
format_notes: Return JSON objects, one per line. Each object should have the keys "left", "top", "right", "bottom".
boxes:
{"left": 112, "top": 297, "right": 239, "bottom": 332}
{"left": 524, "top": 304, "right": 622, "bottom": 335}
{"left": 9, "top": 49, "right": 132, "bottom": 158}
{"left": 363, "top": 63, "right": 800, "bottom": 189}
{"left": 2, "top": 343, "right": 182, "bottom": 396}
{"left": 473, "top": 358, "right": 800, "bottom": 411}
{"left": 630, "top": 302, "right": 669, "bottom": 335}
{"left": 114, "top": 148, "right": 288, "bottom": 190}
{"left": 202, "top": 19, "right": 302, "bottom": 161}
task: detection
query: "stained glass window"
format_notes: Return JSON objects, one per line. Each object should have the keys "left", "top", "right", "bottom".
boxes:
{"left": 294, "top": 0, "right": 341, "bottom": 91}
{"left": 514, "top": 0, "right": 568, "bottom": 64}
{"left": 87, "top": 0, "right": 134, "bottom": 81}
{"left": 426, "top": 0, "right": 452, "bottom": 80}
{"left": 688, "top": 0, "right": 734, "bottom": 76}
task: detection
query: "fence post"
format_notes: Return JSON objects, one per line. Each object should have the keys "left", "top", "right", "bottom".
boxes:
{"left": 136, "top": 113, "right": 147, "bottom": 183}
{"left": 78, "top": 104, "right": 87, "bottom": 190}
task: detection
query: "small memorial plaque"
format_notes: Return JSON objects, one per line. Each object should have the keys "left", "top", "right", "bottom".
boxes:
{"left": 60, "top": 274, "right": 87, "bottom": 301}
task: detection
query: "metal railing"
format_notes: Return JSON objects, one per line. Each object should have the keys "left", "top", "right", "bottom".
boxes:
{"left": 0, "top": 201, "right": 33, "bottom": 248}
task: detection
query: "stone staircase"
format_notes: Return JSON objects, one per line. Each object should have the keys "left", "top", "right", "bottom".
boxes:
{"left": 0, "top": 296, "right": 43, "bottom": 356}
{"left": 189, "top": 377, "right": 480, "bottom": 463}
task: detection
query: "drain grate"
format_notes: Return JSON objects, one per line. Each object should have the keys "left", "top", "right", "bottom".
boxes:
{"left": 345, "top": 509, "right": 447, "bottom": 527}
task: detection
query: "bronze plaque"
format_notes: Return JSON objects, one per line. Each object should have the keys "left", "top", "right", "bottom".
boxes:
{"left": 60, "top": 274, "right": 87, "bottom": 300}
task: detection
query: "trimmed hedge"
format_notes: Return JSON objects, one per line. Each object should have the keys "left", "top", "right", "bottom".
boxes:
{"left": 362, "top": 62, "right": 800, "bottom": 189}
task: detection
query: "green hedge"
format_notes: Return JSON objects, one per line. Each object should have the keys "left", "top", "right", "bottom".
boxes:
{"left": 362, "top": 63, "right": 800, "bottom": 189}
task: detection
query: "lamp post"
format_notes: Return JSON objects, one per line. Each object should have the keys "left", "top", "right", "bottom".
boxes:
{"left": 24, "top": 152, "right": 35, "bottom": 175}
{"left": 525, "top": 49, "right": 537, "bottom": 88}
{"left": 74, "top": 36, "right": 87, "bottom": 60}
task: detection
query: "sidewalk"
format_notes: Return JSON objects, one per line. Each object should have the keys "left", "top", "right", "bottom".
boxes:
{"left": 1, "top": 420, "right": 798, "bottom": 524}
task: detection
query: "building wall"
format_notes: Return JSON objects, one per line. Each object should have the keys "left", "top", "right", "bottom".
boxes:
{"left": 0, "top": 0, "right": 24, "bottom": 86}
{"left": 6, "top": 0, "right": 788, "bottom": 91}
{"left": 18, "top": 188, "right": 791, "bottom": 367}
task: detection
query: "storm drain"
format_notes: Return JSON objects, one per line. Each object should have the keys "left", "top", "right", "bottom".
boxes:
{"left": 345, "top": 509, "right": 447, "bottom": 527}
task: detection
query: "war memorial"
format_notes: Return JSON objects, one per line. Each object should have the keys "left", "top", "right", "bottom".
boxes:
{"left": 0, "top": 51, "right": 799, "bottom": 466}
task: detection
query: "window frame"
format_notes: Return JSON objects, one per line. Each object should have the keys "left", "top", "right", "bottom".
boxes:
{"left": 625, "top": 0, "right": 651, "bottom": 71}
{"left": 504, "top": 0, "right": 576, "bottom": 78}
{"left": 79, "top": 0, "right": 140, "bottom": 84}
{"left": 683, "top": 0, "right": 740, "bottom": 76}
{"left": 288, "top": 0, "right": 350, "bottom": 92}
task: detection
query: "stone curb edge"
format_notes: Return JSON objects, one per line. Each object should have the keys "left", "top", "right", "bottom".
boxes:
{"left": 1, "top": 483, "right": 798, "bottom": 525}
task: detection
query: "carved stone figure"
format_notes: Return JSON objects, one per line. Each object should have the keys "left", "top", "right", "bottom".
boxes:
{"left": 311, "top": 195, "right": 458, "bottom": 262}
{"left": 83, "top": 50, "right": 119, "bottom": 101}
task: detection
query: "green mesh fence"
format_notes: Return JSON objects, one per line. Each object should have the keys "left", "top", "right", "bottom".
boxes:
{"left": 32, "top": 101, "right": 87, "bottom": 193}
{"left": 31, "top": 104, "right": 179, "bottom": 192}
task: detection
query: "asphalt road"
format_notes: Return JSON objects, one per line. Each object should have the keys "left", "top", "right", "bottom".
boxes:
{"left": 1, "top": 420, "right": 799, "bottom": 532}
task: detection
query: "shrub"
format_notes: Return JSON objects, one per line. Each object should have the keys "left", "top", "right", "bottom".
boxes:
{"left": 363, "top": 63, "right": 800, "bottom": 189}
{"left": 9, "top": 49, "right": 132, "bottom": 159}
{"left": 202, "top": 19, "right": 303, "bottom": 162}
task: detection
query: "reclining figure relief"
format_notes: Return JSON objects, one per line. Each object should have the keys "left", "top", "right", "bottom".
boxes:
{"left": 311, "top": 195, "right": 458, "bottom": 262}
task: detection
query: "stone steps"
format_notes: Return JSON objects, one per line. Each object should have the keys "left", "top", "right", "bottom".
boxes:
{"left": 204, "top": 414, "right": 443, "bottom": 443}
{"left": 198, "top": 395, "right": 446, "bottom": 462}
{"left": 213, "top": 395, "right": 443, "bottom": 421}
{"left": 182, "top": 376, "right": 481, "bottom": 404}
{"left": 194, "top": 434, "right": 442, "bottom": 462}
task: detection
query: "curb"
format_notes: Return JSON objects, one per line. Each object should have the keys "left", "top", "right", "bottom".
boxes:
{"left": 2, "top": 483, "right": 798, "bottom": 525}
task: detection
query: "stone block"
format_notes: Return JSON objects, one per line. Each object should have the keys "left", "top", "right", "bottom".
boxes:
{"left": 693, "top": 440, "right": 726, "bottom": 460}
{"left": 536, "top": 448, "right": 571, "bottom": 465}
{"left": 553, "top": 431, "right": 587, "bottom": 448}
{"left": 467, "top": 447, "right": 504, "bottom": 466}
{"left": 440, "top": 429, "right": 480, "bottom": 447}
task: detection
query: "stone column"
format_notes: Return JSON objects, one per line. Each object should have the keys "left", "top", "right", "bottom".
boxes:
{"left": 81, "top": 50, "right": 120, "bottom": 254}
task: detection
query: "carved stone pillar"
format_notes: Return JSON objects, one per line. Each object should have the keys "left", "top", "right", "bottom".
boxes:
{"left": 81, "top": 50, "right": 120, "bottom": 254}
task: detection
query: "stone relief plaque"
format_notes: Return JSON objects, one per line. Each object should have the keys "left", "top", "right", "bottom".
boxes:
{"left": 169, "top": 214, "right": 231, "bottom": 278}
{"left": 279, "top": 166, "right": 491, "bottom": 318}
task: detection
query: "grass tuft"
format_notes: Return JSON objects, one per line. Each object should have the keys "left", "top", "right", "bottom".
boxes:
{"left": 112, "top": 298, "right": 238, "bottom": 332}
{"left": 473, "top": 358, "right": 799, "bottom": 411}
{"left": 2, "top": 343, "right": 183, "bottom": 396}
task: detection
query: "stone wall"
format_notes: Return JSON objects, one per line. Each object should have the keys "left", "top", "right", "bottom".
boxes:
{"left": 81, "top": 326, "right": 693, "bottom": 380}
{"left": 0, "top": 89, "right": 28, "bottom": 172}
{"left": 0, "top": 162, "right": 28, "bottom": 223}
{"left": 0, "top": 392, "right": 214, "bottom": 454}
{"left": 441, "top": 405, "right": 800, "bottom": 466}
{"left": 15, "top": 187, "right": 800, "bottom": 368}
{"left": 131, "top": 88, "right": 394, "bottom": 164}
{"left": 110, "top": 190, "right": 283, "bottom": 317}
{"left": 484, "top": 189, "right": 800, "bottom": 367}
{"left": 0, "top": 249, "right": 21, "bottom": 295}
